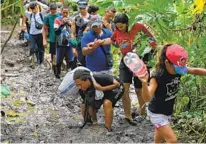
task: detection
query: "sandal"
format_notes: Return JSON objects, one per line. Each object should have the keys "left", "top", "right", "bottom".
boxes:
{"left": 125, "top": 118, "right": 137, "bottom": 126}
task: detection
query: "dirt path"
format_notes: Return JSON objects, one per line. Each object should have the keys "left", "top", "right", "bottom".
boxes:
{"left": 1, "top": 26, "right": 154, "bottom": 143}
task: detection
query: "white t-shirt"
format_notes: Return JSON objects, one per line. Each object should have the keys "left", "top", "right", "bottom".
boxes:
{"left": 25, "top": 12, "right": 45, "bottom": 35}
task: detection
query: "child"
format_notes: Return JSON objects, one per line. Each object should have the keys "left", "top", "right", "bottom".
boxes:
{"left": 138, "top": 44, "right": 206, "bottom": 143}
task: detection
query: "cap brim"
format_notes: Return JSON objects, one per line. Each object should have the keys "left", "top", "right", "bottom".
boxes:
{"left": 91, "top": 22, "right": 102, "bottom": 27}
{"left": 79, "top": 5, "right": 87, "bottom": 8}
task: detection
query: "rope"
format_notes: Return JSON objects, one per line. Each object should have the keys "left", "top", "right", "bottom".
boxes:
{"left": 78, "top": 94, "right": 89, "bottom": 132}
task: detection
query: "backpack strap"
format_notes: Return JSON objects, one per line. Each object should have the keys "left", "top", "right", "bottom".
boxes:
{"left": 30, "top": 13, "right": 43, "bottom": 22}
{"left": 39, "top": 13, "right": 43, "bottom": 22}
{"left": 30, "top": 13, "right": 32, "bottom": 20}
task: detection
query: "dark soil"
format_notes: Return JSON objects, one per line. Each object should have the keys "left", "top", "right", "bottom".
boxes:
{"left": 0, "top": 25, "right": 154, "bottom": 143}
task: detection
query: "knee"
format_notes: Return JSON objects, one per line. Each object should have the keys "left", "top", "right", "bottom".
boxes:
{"left": 103, "top": 100, "right": 112, "bottom": 109}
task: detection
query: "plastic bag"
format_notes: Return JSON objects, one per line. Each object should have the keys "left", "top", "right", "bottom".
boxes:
{"left": 0, "top": 84, "right": 10, "bottom": 97}
{"left": 58, "top": 67, "right": 92, "bottom": 97}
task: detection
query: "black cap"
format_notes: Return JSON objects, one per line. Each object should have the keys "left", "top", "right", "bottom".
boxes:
{"left": 77, "top": 0, "right": 88, "bottom": 8}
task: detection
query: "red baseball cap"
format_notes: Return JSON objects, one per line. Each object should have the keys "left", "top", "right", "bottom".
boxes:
{"left": 166, "top": 44, "right": 188, "bottom": 66}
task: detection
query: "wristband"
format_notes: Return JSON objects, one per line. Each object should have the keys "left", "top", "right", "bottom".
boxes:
{"left": 149, "top": 37, "right": 155, "bottom": 41}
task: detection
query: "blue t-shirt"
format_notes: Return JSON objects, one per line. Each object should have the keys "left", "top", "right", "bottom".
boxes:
{"left": 81, "top": 28, "right": 112, "bottom": 72}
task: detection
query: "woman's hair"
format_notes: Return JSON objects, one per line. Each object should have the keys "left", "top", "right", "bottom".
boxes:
{"left": 155, "top": 44, "right": 172, "bottom": 74}
{"left": 73, "top": 69, "right": 92, "bottom": 81}
{"left": 113, "top": 13, "right": 129, "bottom": 31}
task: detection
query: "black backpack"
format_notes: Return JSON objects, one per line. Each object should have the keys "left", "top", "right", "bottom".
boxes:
{"left": 75, "top": 15, "right": 91, "bottom": 40}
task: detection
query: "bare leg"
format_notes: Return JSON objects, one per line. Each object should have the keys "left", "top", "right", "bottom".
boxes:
{"left": 155, "top": 124, "right": 177, "bottom": 143}
{"left": 81, "top": 104, "right": 97, "bottom": 123}
{"left": 103, "top": 99, "right": 113, "bottom": 131}
{"left": 154, "top": 128, "right": 164, "bottom": 143}
{"left": 135, "top": 88, "right": 146, "bottom": 115}
{"left": 122, "top": 83, "right": 131, "bottom": 119}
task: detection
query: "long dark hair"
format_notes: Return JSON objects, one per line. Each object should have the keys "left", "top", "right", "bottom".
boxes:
{"left": 73, "top": 69, "right": 94, "bottom": 87}
{"left": 155, "top": 44, "right": 172, "bottom": 74}
{"left": 113, "top": 13, "right": 129, "bottom": 32}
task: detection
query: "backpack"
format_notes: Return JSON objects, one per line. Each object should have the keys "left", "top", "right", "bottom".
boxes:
{"left": 57, "top": 25, "right": 72, "bottom": 46}
{"left": 75, "top": 15, "right": 91, "bottom": 41}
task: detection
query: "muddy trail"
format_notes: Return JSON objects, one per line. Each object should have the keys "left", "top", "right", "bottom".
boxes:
{"left": 0, "top": 26, "right": 154, "bottom": 143}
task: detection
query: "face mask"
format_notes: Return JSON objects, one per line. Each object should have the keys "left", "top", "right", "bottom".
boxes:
{"left": 173, "top": 65, "right": 188, "bottom": 75}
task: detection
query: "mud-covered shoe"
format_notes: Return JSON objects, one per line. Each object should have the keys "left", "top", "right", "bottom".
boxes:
{"left": 29, "top": 55, "right": 35, "bottom": 69}
{"left": 125, "top": 118, "right": 137, "bottom": 126}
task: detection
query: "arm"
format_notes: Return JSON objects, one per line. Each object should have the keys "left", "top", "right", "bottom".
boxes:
{"left": 81, "top": 33, "right": 96, "bottom": 55}
{"left": 188, "top": 67, "right": 206, "bottom": 76}
{"left": 36, "top": 1, "right": 49, "bottom": 11}
{"left": 140, "top": 24, "right": 157, "bottom": 49}
{"left": 98, "top": 38, "right": 113, "bottom": 45}
{"left": 138, "top": 73, "right": 158, "bottom": 102}
{"left": 54, "top": 18, "right": 63, "bottom": 35}
{"left": 93, "top": 79, "right": 120, "bottom": 91}
{"left": 71, "top": 19, "right": 76, "bottom": 39}
{"left": 102, "top": 17, "right": 112, "bottom": 30}
{"left": 100, "top": 30, "right": 116, "bottom": 46}
{"left": 140, "top": 24, "right": 154, "bottom": 38}
{"left": 21, "top": 16, "right": 27, "bottom": 31}
{"left": 42, "top": 16, "right": 49, "bottom": 46}
{"left": 82, "top": 41, "right": 99, "bottom": 55}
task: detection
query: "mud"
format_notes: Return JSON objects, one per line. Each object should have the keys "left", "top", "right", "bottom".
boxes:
{"left": 0, "top": 26, "right": 154, "bottom": 143}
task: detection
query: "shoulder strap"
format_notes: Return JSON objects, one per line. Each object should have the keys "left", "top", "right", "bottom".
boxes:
{"left": 100, "top": 45, "right": 107, "bottom": 55}
{"left": 92, "top": 31, "right": 107, "bottom": 55}
{"left": 30, "top": 13, "right": 32, "bottom": 20}
{"left": 39, "top": 13, "right": 43, "bottom": 21}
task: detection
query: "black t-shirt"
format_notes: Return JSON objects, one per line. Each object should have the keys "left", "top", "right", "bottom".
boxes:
{"left": 148, "top": 70, "right": 181, "bottom": 116}
{"left": 93, "top": 73, "right": 116, "bottom": 96}
{"left": 79, "top": 73, "right": 118, "bottom": 96}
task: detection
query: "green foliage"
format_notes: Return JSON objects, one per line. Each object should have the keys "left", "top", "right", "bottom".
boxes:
{"left": 174, "top": 110, "right": 206, "bottom": 143}
{"left": 1, "top": 0, "right": 24, "bottom": 25}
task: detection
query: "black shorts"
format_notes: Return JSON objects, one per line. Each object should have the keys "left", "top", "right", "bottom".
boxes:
{"left": 49, "top": 42, "right": 56, "bottom": 55}
{"left": 119, "top": 59, "right": 149, "bottom": 89}
{"left": 80, "top": 84, "right": 124, "bottom": 110}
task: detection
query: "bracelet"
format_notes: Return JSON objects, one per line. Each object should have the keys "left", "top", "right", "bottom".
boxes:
{"left": 149, "top": 37, "right": 155, "bottom": 41}
{"left": 99, "top": 39, "right": 106, "bottom": 45}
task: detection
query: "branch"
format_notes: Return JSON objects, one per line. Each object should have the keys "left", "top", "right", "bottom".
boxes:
{"left": 1, "top": 17, "right": 18, "bottom": 54}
